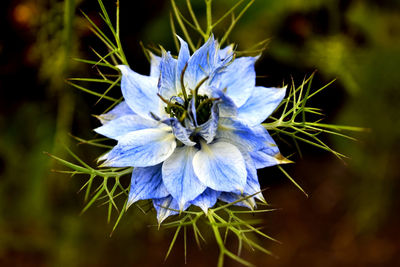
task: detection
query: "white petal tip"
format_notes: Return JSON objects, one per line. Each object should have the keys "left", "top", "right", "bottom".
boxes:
{"left": 126, "top": 200, "right": 134, "bottom": 211}
{"left": 116, "top": 65, "right": 129, "bottom": 74}
{"left": 179, "top": 201, "right": 186, "bottom": 213}
{"left": 201, "top": 207, "right": 209, "bottom": 215}
{"left": 97, "top": 152, "right": 109, "bottom": 162}
{"left": 157, "top": 216, "right": 167, "bottom": 227}
{"left": 256, "top": 194, "right": 267, "bottom": 204}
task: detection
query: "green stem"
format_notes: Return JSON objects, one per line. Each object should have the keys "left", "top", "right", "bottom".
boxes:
{"left": 186, "top": 0, "right": 205, "bottom": 36}
{"left": 171, "top": 0, "right": 196, "bottom": 52}
{"left": 220, "top": 0, "right": 254, "bottom": 46}
{"left": 212, "top": 0, "right": 246, "bottom": 28}
{"left": 208, "top": 212, "right": 225, "bottom": 267}
{"left": 205, "top": 0, "right": 212, "bottom": 39}
{"left": 115, "top": 1, "right": 128, "bottom": 65}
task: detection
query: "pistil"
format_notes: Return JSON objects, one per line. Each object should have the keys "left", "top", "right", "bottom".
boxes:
{"left": 180, "top": 63, "right": 189, "bottom": 102}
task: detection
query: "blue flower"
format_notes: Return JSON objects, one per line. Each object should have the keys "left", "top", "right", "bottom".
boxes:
{"left": 95, "top": 36, "right": 287, "bottom": 223}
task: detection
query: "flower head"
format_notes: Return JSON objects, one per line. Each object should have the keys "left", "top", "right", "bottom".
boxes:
{"left": 95, "top": 36, "right": 287, "bottom": 223}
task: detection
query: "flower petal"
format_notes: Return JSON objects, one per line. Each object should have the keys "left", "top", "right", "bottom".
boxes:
{"left": 218, "top": 44, "right": 234, "bottom": 60}
{"left": 191, "top": 188, "right": 220, "bottom": 214}
{"left": 188, "top": 97, "right": 198, "bottom": 126}
{"left": 215, "top": 56, "right": 258, "bottom": 107}
{"left": 250, "top": 149, "right": 278, "bottom": 169}
{"left": 96, "top": 101, "right": 134, "bottom": 124}
{"left": 153, "top": 196, "right": 191, "bottom": 224}
{"left": 218, "top": 151, "right": 263, "bottom": 207}
{"left": 149, "top": 52, "right": 162, "bottom": 77}
{"left": 217, "top": 118, "right": 266, "bottom": 151}
{"left": 153, "top": 196, "right": 187, "bottom": 224}
{"left": 127, "top": 164, "right": 169, "bottom": 208}
{"left": 171, "top": 120, "right": 196, "bottom": 146}
{"left": 175, "top": 36, "right": 190, "bottom": 91}
{"left": 117, "top": 65, "right": 160, "bottom": 119}
{"left": 238, "top": 86, "right": 287, "bottom": 126}
{"left": 193, "top": 141, "right": 247, "bottom": 192}
{"left": 242, "top": 152, "right": 265, "bottom": 202}
{"left": 102, "top": 127, "right": 176, "bottom": 167}
{"left": 158, "top": 51, "right": 178, "bottom": 99}
{"left": 198, "top": 102, "right": 219, "bottom": 143}
{"left": 250, "top": 149, "right": 291, "bottom": 169}
{"left": 164, "top": 118, "right": 196, "bottom": 146}
{"left": 248, "top": 129, "right": 282, "bottom": 169}
{"left": 94, "top": 115, "right": 160, "bottom": 140}
{"left": 162, "top": 146, "right": 206, "bottom": 209}
{"left": 212, "top": 90, "right": 237, "bottom": 117}
{"left": 184, "top": 35, "right": 217, "bottom": 94}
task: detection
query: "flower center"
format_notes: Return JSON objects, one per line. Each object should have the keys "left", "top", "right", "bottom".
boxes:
{"left": 166, "top": 94, "right": 214, "bottom": 125}
{"left": 158, "top": 63, "right": 219, "bottom": 126}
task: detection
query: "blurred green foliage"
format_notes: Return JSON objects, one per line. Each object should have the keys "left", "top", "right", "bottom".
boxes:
{"left": 0, "top": 0, "right": 399, "bottom": 266}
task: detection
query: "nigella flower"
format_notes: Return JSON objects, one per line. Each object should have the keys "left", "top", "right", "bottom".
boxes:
{"left": 95, "top": 36, "right": 288, "bottom": 223}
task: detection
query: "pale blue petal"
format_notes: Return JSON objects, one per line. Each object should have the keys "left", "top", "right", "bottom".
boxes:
{"left": 153, "top": 196, "right": 178, "bottom": 224}
{"left": 158, "top": 51, "right": 178, "bottom": 99}
{"left": 149, "top": 52, "right": 161, "bottom": 77}
{"left": 117, "top": 65, "right": 160, "bottom": 119}
{"left": 175, "top": 36, "right": 190, "bottom": 91}
{"left": 188, "top": 98, "right": 198, "bottom": 126}
{"left": 127, "top": 164, "right": 169, "bottom": 208}
{"left": 96, "top": 101, "right": 134, "bottom": 124}
{"left": 191, "top": 188, "right": 220, "bottom": 214}
{"left": 153, "top": 196, "right": 190, "bottom": 224}
{"left": 250, "top": 147, "right": 280, "bottom": 169}
{"left": 218, "top": 44, "right": 234, "bottom": 60}
{"left": 238, "top": 86, "right": 287, "bottom": 126}
{"left": 164, "top": 118, "right": 196, "bottom": 146}
{"left": 193, "top": 141, "right": 247, "bottom": 192}
{"left": 198, "top": 102, "right": 219, "bottom": 143}
{"left": 252, "top": 124, "right": 277, "bottom": 147}
{"left": 162, "top": 146, "right": 206, "bottom": 209}
{"left": 215, "top": 56, "right": 258, "bottom": 107}
{"left": 102, "top": 128, "right": 176, "bottom": 167}
{"left": 216, "top": 118, "right": 266, "bottom": 151}
{"left": 218, "top": 192, "right": 255, "bottom": 209}
{"left": 209, "top": 44, "right": 234, "bottom": 86}
{"left": 242, "top": 152, "right": 264, "bottom": 202}
{"left": 184, "top": 35, "right": 217, "bottom": 92}
{"left": 94, "top": 115, "right": 160, "bottom": 140}
{"left": 219, "top": 151, "right": 264, "bottom": 205}
{"left": 212, "top": 90, "right": 237, "bottom": 117}
{"left": 252, "top": 125, "right": 279, "bottom": 153}
{"left": 184, "top": 116, "right": 195, "bottom": 132}
{"left": 249, "top": 128, "right": 281, "bottom": 168}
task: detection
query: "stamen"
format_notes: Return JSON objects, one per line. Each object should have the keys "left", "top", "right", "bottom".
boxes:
{"left": 179, "top": 110, "right": 187, "bottom": 122}
{"left": 196, "top": 97, "right": 219, "bottom": 113}
{"left": 157, "top": 93, "right": 170, "bottom": 105}
{"left": 193, "top": 75, "right": 209, "bottom": 98}
{"left": 180, "top": 63, "right": 188, "bottom": 102}
{"left": 157, "top": 93, "right": 185, "bottom": 115}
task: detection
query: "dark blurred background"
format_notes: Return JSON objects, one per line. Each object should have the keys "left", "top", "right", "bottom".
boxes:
{"left": 1, "top": 0, "right": 400, "bottom": 266}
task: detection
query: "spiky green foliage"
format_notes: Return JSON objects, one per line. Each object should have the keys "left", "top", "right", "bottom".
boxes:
{"left": 159, "top": 195, "right": 280, "bottom": 267}
{"left": 263, "top": 74, "right": 364, "bottom": 159}
{"left": 170, "top": 0, "right": 266, "bottom": 55}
